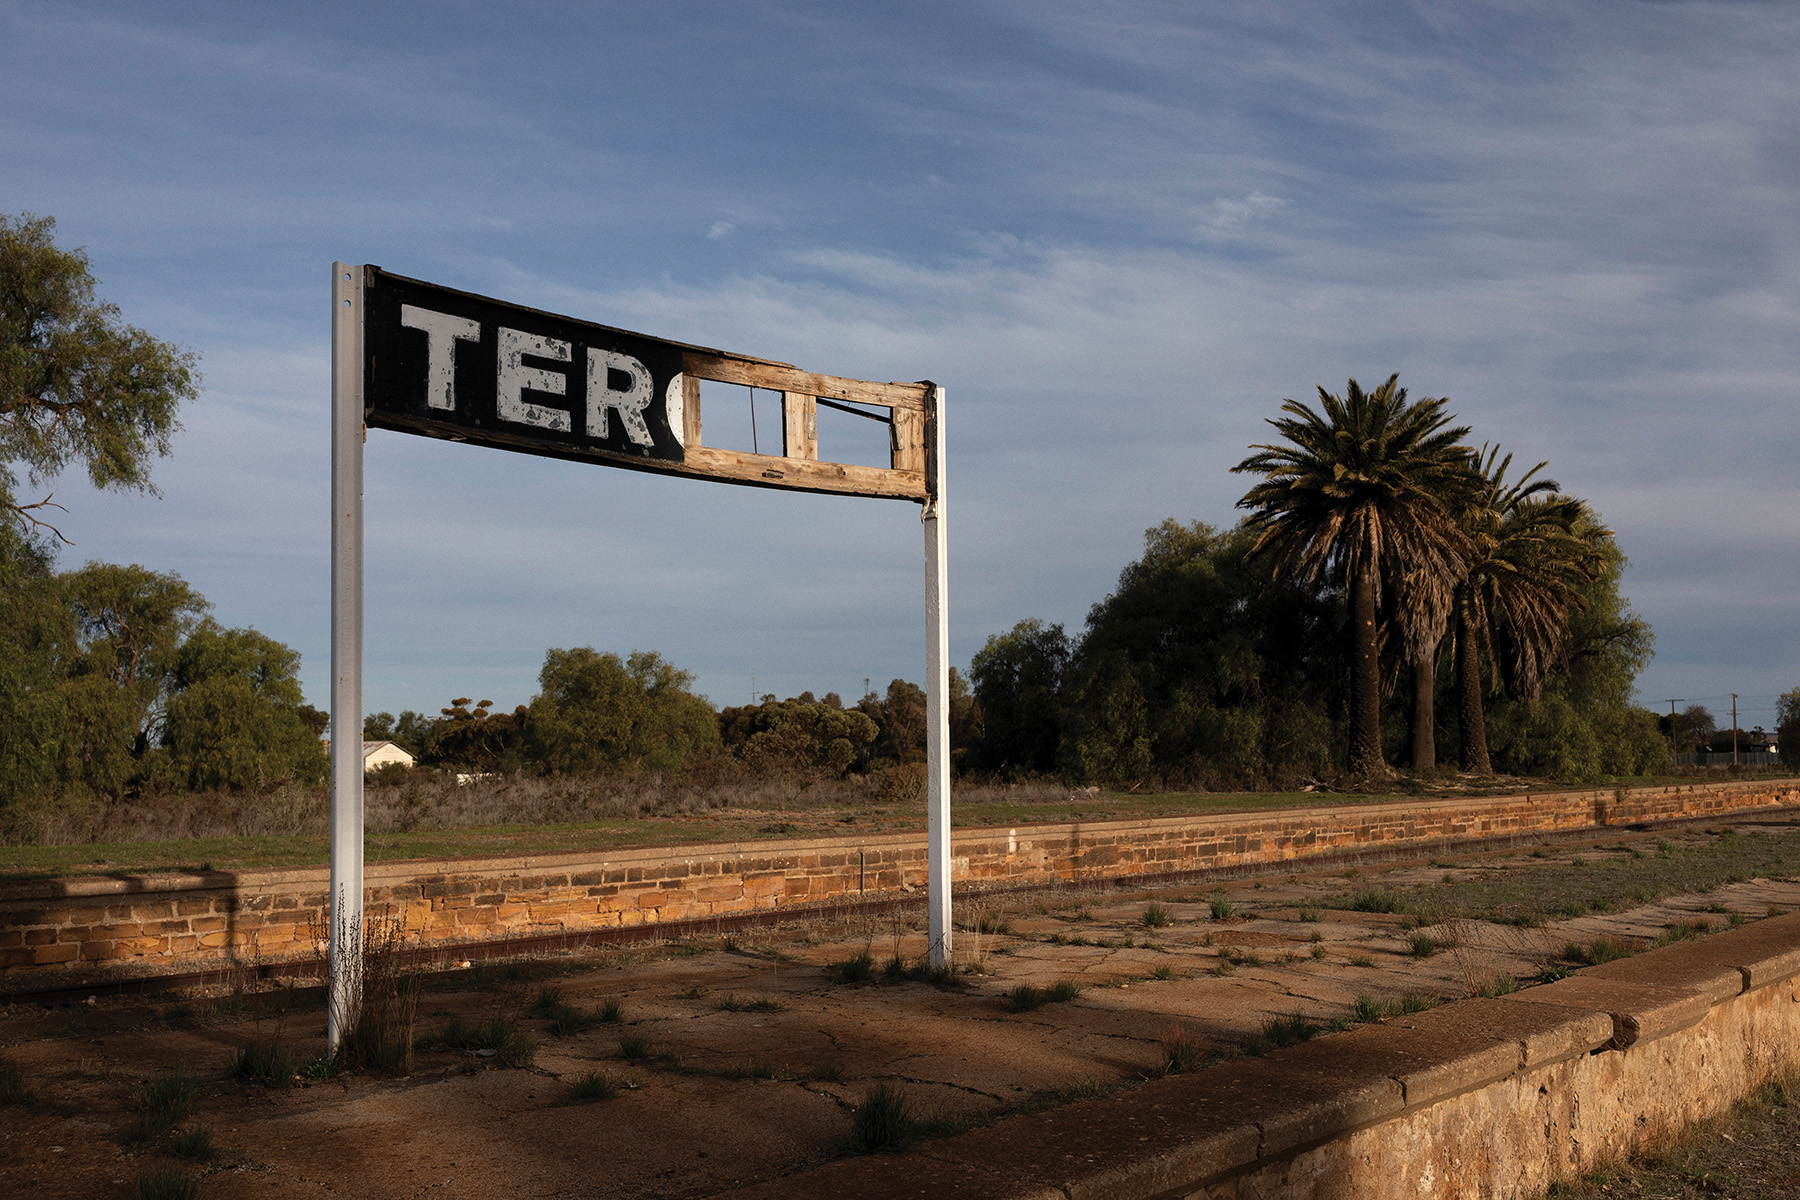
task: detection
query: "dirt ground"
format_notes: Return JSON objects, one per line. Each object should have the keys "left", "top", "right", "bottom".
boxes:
{"left": 4, "top": 816, "right": 1799, "bottom": 1200}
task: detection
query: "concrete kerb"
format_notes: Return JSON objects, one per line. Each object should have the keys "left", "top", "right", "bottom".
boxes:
{"left": 702, "top": 910, "right": 1800, "bottom": 1200}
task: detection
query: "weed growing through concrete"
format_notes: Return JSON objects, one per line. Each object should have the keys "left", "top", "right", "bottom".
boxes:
{"left": 809, "top": 1061, "right": 845, "bottom": 1083}
{"left": 1561, "top": 937, "right": 1634, "bottom": 966}
{"left": 125, "top": 1067, "right": 197, "bottom": 1144}
{"left": 0, "top": 1057, "right": 30, "bottom": 1106}
{"left": 232, "top": 1039, "right": 300, "bottom": 1088}
{"left": 571, "top": 1071, "right": 628, "bottom": 1100}
{"left": 1349, "top": 954, "right": 1376, "bottom": 968}
{"left": 1160, "top": 1027, "right": 1206, "bottom": 1075}
{"left": 717, "top": 993, "right": 784, "bottom": 1012}
{"left": 828, "top": 948, "right": 876, "bottom": 984}
{"left": 1007, "top": 980, "right": 1083, "bottom": 1011}
{"left": 134, "top": 1164, "right": 197, "bottom": 1200}
{"left": 1151, "top": 965, "right": 1174, "bottom": 980}
{"left": 1311, "top": 945, "right": 1328, "bottom": 960}
{"left": 1297, "top": 906, "right": 1322, "bottom": 923}
{"left": 168, "top": 1125, "right": 216, "bottom": 1161}
{"left": 1349, "top": 889, "right": 1406, "bottom": 913}
{"left": 618, "top": 1033, "right": 652, "bottom": 1061}
{"left": 1476, "top": 974, "right": 1518, "bottom": 998}
{"left": 1208, "top": 892, "right": 1235, "bottom": 920}
{"left": 438, "top": 1017, "right": 537, "bottom": 1067}
{"left": 1142, "top": 903, "right": 1173, "bottom": 928}
{"left": 850, "top": 1082, "right": 923, "bottom": 1153}
{"left": 1260, "top": 1011, "right": 1321, "bottom": 1049}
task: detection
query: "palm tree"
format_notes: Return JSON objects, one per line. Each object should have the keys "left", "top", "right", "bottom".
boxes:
{"left": 1450, "top": 449, "right": 1605, "bottom": 774}
{"left": 1233, "top": 375, "right": 1474, "bottom": 778}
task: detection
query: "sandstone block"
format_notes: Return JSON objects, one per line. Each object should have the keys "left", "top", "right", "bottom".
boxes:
{"left": 1508, "top": 975, "right": 1712, "bottom": 1048}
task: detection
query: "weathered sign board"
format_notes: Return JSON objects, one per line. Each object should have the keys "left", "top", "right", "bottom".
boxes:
{"left": 358, "top": 266, "right": 931, "bottom": 501}
{"left": 329, "top": 264, "right": 951, "bottom": 1051}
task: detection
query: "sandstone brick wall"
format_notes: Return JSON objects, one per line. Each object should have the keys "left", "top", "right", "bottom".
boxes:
{"left": 709, "top": 910, "right": 1800, "bottom": 1199}
{"left": 3, "top": 778, "right": 1794, "bottom": 991}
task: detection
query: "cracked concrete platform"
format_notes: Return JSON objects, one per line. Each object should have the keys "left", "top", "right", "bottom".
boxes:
{"left": 2, "top": 819, "right": 1798, "bottom": 1199}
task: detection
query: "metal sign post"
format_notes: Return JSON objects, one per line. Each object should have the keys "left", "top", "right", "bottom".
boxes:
{"left": 328, "top": 264, "right": 366, "bottom": 1053}
{"left": 327, "top": 264, "right": 952, "bottom": 1041}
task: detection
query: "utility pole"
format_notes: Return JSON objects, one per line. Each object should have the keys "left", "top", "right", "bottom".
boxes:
{"left": 1663, "top": 699, "right": 1684, "bottom": 759}
{"left": 1732, "top": 694, "right": 1739, "bottom": 765}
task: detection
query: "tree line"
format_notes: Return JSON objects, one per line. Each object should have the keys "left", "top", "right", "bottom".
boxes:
{"left": 2, "top": 213, "right": 1778, "bottom": 840}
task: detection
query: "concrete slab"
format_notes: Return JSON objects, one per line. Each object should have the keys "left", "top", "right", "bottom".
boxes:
{"left": 1265, "top": 1022, "right": 1521, "bottom": 1108}
{"left": 1385, "top": 994, "right": 1613, "bottom": 1067}
{"left": 1507, "top": 976, "right": 1711, "bottom": 1047}
{"left": 926, "top": 1087, "right": 1260, "bottom": 1200}
{"left": 707, "top": 1153, "right": 1062, "bottom": 1200}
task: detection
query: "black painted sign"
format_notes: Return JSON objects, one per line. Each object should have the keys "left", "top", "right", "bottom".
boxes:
{"left": 363, "top": 267, "right": 686, "bottom": 465}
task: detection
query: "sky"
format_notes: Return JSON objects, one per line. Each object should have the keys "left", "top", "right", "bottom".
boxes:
{"left": 5, "top": 0, "right": 1798, "bottom": 734}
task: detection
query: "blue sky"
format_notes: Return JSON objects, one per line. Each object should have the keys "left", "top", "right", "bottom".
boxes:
{"left": 6, "top": 0, "right": 1798, "bottom": 732}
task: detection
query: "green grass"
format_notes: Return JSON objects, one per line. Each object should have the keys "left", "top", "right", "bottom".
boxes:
{"left": 134, "top": 1165, "right": 197, "bottom": 1200}
{"left": 1346, "top": 888, "right": 1406, "bottom": 914}
{"left": 1160, "top": 1028, "right": 1206, "bottom": 1075}
{"left": 1260, "top": 1011, "right": 1321, "bottom": 1048}
{"left": 232, "top": 1038, "right": 300, "bottom": 1088}
{"left": 436, "top": 1017, "right": 536, "bottom": 1067}
{"left": 1141, "top": 903, "right": 1174, "bottom": 928}
{"left": 168, "top": 1125, "right": 216, "bottom": 1161}
{"left": 828, "top": 948, "right": 876, "bottom": 984}
{"left": 1561, "top": 936, "right": 1635, "bottom": 966}
{"left": 0, "top": 788, "right": 1487, "bottom": 882}
{"left": 570, "top": 1070, "right": 627, "bottom": 1101}
{"left": 126, "top": 1068, "right": 198, "bottom": 1144}
{"left": 850, "top": 1082, "right": 924, "bottom": 1153}
{"left": 0, "top": 1058, "right": 29, "bottom": 1106}
{"left": 717, "top": 993, "right": 784, "bottom": 1012}
{"left": 1208, "top": 893, "right": 1235, "bottom": 920}
{"left": 1327, "top": 827, "right": 1800, "bottom": 929}
{"left": 1007, "top": 980, "right": 1083, "bottom": 1011}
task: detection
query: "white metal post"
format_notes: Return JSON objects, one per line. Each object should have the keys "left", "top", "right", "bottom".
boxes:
{"left": 923, "top": 384, "right": 952, "bottom": 969}
{"left": 328, "top": 263, "right": 366, "bottom": 1053}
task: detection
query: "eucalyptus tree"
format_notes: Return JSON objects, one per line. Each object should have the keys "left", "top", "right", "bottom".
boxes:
{"left": 1450, "top": 450, "right": 1605, "bottom": 774}
{"left": 1, "top": 212, "right": 198, "bottom": 537}
{"left": 1233, "top": 375, "right": 1474, "bottom": 778}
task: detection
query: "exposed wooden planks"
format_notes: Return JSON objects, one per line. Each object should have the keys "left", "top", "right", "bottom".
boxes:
{"left": 684, "top": 351, "right": 927, "bottom": 412}
{"left": 890, "top": 406, "right": 925, "bottom": 474}
{"left": 782, "top": 391, "right": 818, "bottom": 461}
{"left": 681, "top": 373, "right": 702, "bottom": 448}
{"left": 685, "top": 445, "right": 925, "bottom": 501}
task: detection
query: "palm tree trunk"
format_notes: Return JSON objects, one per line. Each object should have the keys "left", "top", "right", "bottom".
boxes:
{"left": 1455, "top": 611, "right": 1492, "bottom": 774}
{"left": 1349, "top": 564, "right": 1386, "bottom": 777}
{"left": 1410, "top": 651, "right": 1437, "bottom": 771}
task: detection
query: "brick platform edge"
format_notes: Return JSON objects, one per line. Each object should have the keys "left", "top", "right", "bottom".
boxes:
{"left": 2, "top": 778, "right": 1795, "bottom": 991}
{"left": 707, "top": 913, "right": 1800, "bottom": 1200}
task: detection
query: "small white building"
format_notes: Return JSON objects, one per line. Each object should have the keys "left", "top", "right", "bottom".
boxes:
{"left": 362, "top": 740, "right": 416, "bottom": 772}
